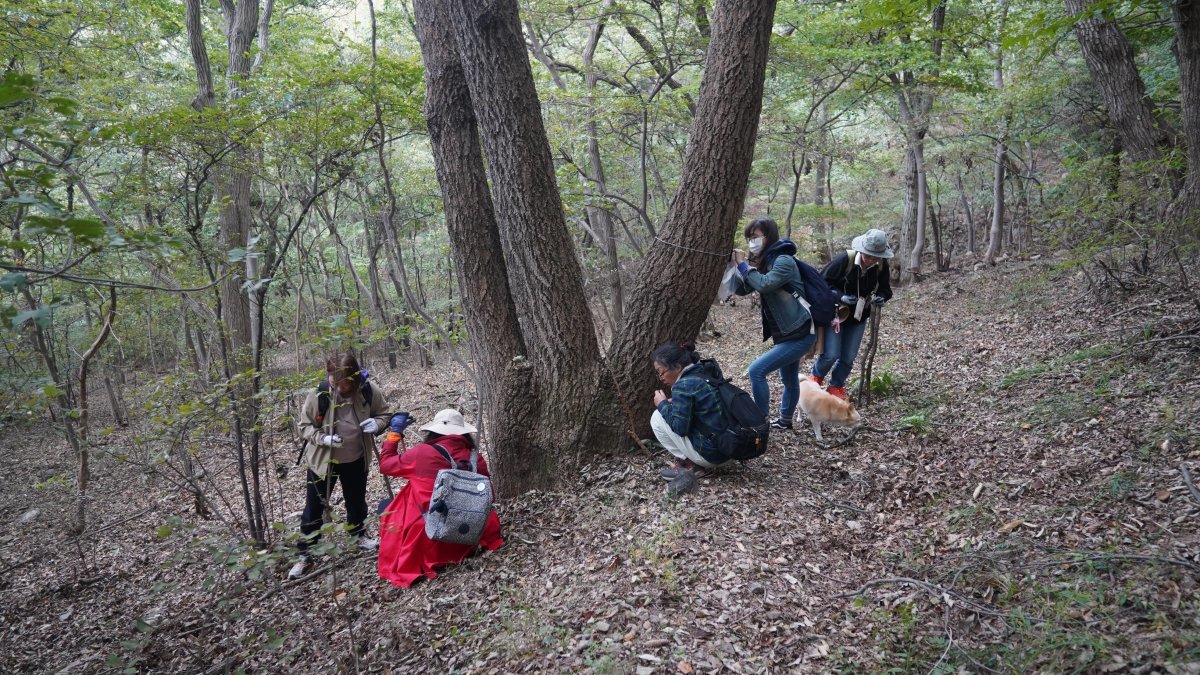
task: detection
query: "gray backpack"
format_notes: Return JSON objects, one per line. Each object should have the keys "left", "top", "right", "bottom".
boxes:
{"left": 424, "top": 444, "right": 493, "bottom": 546}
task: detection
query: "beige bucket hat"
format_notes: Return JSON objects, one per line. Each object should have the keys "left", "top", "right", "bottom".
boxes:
{"left": 418, "top": 408, "right": 478, "bottom": 436}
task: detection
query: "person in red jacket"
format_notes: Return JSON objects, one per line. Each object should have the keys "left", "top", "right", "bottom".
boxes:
{"left": 377, "top": 408, "right": 503, "bottom": 587}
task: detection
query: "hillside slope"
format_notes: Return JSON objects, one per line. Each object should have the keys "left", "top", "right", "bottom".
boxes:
{"left": 1, "top": 255, "right": 1197, "bottom": 673}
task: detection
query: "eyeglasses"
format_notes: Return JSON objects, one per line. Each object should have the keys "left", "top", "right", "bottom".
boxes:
{"left": 654, "top": 366, "right": 672, "bottom": 380}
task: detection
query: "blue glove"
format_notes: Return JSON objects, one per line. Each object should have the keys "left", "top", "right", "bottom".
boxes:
{"left": 389, "top": 412, "right": 413, "bottom": 433}
{"left": 872, "top": 295, "right": 886, "bottom": 306}
{"left": 737, "top": 261, "right": 750, "bottom": 277}
{"left": 840, "top": 294, "right": 858, "bottom": 305}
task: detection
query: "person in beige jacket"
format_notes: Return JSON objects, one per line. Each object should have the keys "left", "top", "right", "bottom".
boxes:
{"left": 289, "top": 353, "right": 389, "bottom": 580}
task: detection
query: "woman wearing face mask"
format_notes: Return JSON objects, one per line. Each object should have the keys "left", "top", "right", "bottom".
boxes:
{"left": 731, "top": 218, "right": 817, "bottom": 430}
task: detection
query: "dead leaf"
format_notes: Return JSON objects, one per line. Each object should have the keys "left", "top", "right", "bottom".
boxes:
{"left": 998, "top": 519, "right": 1024, "bottom": 533}
{"left": 678, "top": 661, "right": 694, "bottom": 674}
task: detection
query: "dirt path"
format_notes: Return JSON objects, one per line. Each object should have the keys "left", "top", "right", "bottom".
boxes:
{"left": 1, "top": 256, "right": 1197, "bottom": 673}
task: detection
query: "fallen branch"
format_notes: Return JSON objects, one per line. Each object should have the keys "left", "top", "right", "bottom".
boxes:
{"left": 832, "top": 576, "right": 1008, "bottom": 618}
{"left": 799, "top": 484, "right": 868, "bottom": 515}
{"left": 1096, "top": 330, "right": 1200, "bottom": 363}
{"left": 1181, "top": 464, "right": 1200, "bottom": 509}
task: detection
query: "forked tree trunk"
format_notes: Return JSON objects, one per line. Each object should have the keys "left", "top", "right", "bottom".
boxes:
{"left": 416, "top": 0, "right": 778, "bottom": 493}
{"left": 412, "top": 0, "right": 540, "bottom": 495}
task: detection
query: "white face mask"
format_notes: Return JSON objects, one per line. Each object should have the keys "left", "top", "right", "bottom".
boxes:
{"left": 747, "top": 237, "right": 765, "bottom": 255}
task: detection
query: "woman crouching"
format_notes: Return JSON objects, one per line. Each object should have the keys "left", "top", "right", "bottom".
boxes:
{"left": 377, "top": 409, "right": 503, "bottom": 587}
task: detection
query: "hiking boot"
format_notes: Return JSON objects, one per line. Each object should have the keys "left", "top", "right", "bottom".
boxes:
{"left": 659, "top": 460, "right": 691, "bottom": 480}
{"left": 812, "top": 374, "right": 824, "bottom": 387}
{"left": 827, "top": 385, "right": 849, "bottom": 401}
{"left": 287, "top": 555, "right": 311, "bottom": 581}
{"left": 354, "top": 535, "right": 379, "bottom": 552}
{"left": 665, "top": 470, "right": 698, "bottom": 498}
{"left": 769, "top": 417, "right": 793, "bottom": 430}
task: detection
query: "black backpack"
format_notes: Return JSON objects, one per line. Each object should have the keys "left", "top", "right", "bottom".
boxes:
{"left": 790, "top": 258, "right": 838, "bottom": 330}
{"left": 692, "top": 359, "right": 770, "bottom": 462}
{"left": 294, "top": 380, "right": 375, "bottom": 465}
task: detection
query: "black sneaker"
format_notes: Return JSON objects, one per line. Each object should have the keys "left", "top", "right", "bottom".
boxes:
{"left": 659, "top": 462, "right": 691, "bottom": 480}
{"left": 769, "top": 417, "right": 793, "bottom": 430}
{"left": 665, "top": 470, "right": 698, "bottom": 498}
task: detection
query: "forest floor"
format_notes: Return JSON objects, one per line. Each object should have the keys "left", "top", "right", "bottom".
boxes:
{"left": 2, "top": 251, "right": 1199, "bottom": 674}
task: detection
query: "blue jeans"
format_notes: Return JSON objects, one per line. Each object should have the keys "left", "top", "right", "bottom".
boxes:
{"left": 812, "top": 319, "right": 868, "bottom": 387}
{"left": 747, "top": 335, "right": 816, "bottom": 422}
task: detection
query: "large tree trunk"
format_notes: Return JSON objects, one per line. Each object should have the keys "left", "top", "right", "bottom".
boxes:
{"left": 1169, "top": 0, "right": 1200, "bottom": 226}
{"left": 412, "top": 0, "right": 544, "bottom": 495}
{"left": 1065, "top": 0, "right": 1173, "bottom": 164}
{"left": 417, "top": 0, "right": 777, "bottom": 494}
{"left": 910, "top": 140, "right": 930, "bottom": 277}
{"left": 444, "top": 0, "right": 612, "bottom": 487}
{"left": 608, "top": 0, "right": 778, "bottom": 411}
{"left": 899, "top": 143, "right": 917, "bottom": 281}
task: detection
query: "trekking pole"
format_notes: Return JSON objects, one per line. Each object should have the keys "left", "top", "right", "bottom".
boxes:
{"left": 373, "top": 435, "right": 399, "bottom": 500}
{"left": 856, "top": 307, "right": 883, "bottom": 408}
{"left": 374, "top": 435, "right": 405, "bottom": 515}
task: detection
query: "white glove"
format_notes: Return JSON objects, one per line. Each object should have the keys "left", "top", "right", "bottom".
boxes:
{"left": 359, "top": 418, "right": 380, "bottom": 435}
{"left": 321, "top": 434, "right": 343, "bottom": 448}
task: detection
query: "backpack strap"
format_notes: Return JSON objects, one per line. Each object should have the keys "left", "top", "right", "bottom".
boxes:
{"left": 316, "top": 380, "right": 373, "bottom": 425}
{"left": 432, "top": 443, "right": 479, "bottom": 473}
{"left": 315, "top": 381, "right": 331, "bottom": 424}
{"left": 787, "top": 261, "right": 817, "bottom": 335}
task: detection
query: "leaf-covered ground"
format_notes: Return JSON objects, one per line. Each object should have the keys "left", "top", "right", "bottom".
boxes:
{"left": 2, "top": 254, "right": 1198, "bottom": 673}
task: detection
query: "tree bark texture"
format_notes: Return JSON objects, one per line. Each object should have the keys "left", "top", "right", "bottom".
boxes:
{"left": 1170, "top": 0, "right": 1200, "bottom": 226}
{"left": 446, "top": 0, "right": 603, "bottom": 399}
{"left": 412, "top": 0, "right": 543, "bottom": 495}
{"left": 1065, "top": 0, "right": 1173, "bottom": 164}
{"left": 608, "top": 0, "right": 778, "bottom": 412}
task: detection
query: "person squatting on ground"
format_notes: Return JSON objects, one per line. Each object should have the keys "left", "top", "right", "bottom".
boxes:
{"left": 651, "top": 341, "right": 731, "bottom": 495}
{"left": 732, "top": 217, "right": 817, "bottom": 431}
{"left": 377, "top": 408, "right": 503, "bottom": 587}
{"left": 289, "top": 353, "right": 389, "bottom": 580}
{"left": 811, "top": 228, "right": 893, "bottom": 401}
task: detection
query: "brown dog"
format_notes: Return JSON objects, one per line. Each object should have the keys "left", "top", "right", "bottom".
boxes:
{"left": 797, "top": 376, "right": 862, "bottom": 441}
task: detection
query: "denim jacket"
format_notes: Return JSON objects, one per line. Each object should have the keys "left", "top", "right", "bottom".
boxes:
{"left": 734, "top": 239, "right": 811, "bottom": 341}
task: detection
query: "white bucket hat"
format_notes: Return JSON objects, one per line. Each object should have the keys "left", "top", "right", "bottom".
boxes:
{"left": 418, "top": 408, "right": 478, "bottom": 436}
{"left": 851, "top": 228, "right": 894, "bottom": 259}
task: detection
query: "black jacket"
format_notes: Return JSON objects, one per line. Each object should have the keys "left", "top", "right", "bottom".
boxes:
{"left": 822, "top": 250, "right": 893, "bottom": 324}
